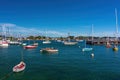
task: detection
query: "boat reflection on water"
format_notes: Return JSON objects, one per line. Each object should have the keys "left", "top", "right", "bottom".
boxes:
{"left": 0, "top": 46, "right": 8, "bottom": 48}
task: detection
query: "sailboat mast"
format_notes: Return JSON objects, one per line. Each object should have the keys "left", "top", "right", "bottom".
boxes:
{"left": 115, "top": 8, "right": 119, "bottom": 44}
{"left": 115, "top": 8, "right": 118, "bottom": 34}
{"left": 91, "top": 24, "right": 94, "bottom": 43}
{"left": 2, "top": 24, "right": 6, "bottom": 40}
{"left": 68, "top": 32, "right": 70, "bottom": 42}
{"left": 113, "top": 8, "right": 119, "bottom": 51}
{"left": 45, "top": 29, "right": 48, "bottom": 40}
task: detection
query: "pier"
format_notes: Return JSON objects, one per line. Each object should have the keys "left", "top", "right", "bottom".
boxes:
{"left": 86, "top": 39, "right": 120, "bottom": 45}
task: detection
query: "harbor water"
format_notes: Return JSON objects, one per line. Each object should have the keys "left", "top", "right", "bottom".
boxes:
{"left": 0, "top": 40, "right": 120, "bottom": 80}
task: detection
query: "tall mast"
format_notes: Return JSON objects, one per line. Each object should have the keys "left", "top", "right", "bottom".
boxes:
{"left": 2, "top": 24, "right": 6, "bottom": 40}
{"left": 115, "top": 8, "right": 118, "bottom": 34}
{"left": 68, "top": 32, "right": 70, "bottom": 42}
{"left": 91, "top": 24, "right": 94, "bottom": 42}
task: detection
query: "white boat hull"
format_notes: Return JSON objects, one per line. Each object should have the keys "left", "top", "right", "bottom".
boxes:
{"left": 13, "top": 61, "right": 26, "bottom": 72}
{"left": 43, "top": 41, "right": 51, "bottom": 44}
{"left": 22, "top": 43, "right": 27, "bottom": 46}
{"left": 40, "top": 48, "right": 58, "bottom": 53}
{"left": 82, "top": 48, "right": 93, "bottom": 52}
{"left": 0, "top": 41, "right": 9, "bottom": 47}
{"left": 64, "top": 42, "right": 77, "bottom": 45}
{"left": 0, "top": 43, "right": 8, "bottom": 46}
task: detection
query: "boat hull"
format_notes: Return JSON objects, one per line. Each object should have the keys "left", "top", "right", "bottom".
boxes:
{"left": 0, "top": 41, "right": 9, "bottom": 47}
{"left": 33, "top": 43, "right": 38, "bottom": 46}
{"left": 40, "top": 48, "right": 58, "bottom": 53}
{"left": 82, "top": 48, "right": 93, "bottom": 52}
{"left": 24, "top": 45, "right": 36, "bottom": 49}
{"left": 43, "top": 41, "right": 51, "bottom": 44}
{"left": 13, "top": 61, "right": 26, "bottom": 72}
{"left": 64, "top": 42, "right": 77, "bottom": 45}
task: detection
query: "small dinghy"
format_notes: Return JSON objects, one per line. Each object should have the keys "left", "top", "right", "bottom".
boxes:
{"left": 13, "top": 61, "right": 26, "bottom": 72}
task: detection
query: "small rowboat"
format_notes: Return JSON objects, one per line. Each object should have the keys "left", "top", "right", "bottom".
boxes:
{"left": 13, "top": 61, "right": 26, "bottom": 72}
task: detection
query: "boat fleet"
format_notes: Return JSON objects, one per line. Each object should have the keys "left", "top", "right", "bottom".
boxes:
{"left": 1, "top": 8, "right": 120, "bottom": 73}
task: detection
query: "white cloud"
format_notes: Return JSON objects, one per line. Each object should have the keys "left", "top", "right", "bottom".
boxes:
{"left": 0, "top": 23, "right": 118, "bottom": 37}
{"left": 0, "top": 23, "right": 66, "bottom": 37}
{"left": 0, "top": 23, "right": 16, "bottom": 27}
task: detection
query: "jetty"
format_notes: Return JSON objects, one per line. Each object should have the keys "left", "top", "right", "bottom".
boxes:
{"left": 86, "top": 38, "right": 119, "bottom": 45}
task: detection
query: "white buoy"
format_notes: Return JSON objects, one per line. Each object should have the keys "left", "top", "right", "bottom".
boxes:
{"left": 79, "top": 46, "right": 80, "bottom": 48}
{"left": 91, "top": 53, "right": 94, "bottom": 57}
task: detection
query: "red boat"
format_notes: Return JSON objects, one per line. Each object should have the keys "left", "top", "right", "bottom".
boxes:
{"left": 24, "top": 45, "right": 36, "bottom": 49}
{"left": 13, "top": 61, "right": 26, "bottom": 72}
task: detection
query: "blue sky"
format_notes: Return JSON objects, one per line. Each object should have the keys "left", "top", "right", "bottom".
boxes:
{"left": 0, "top": 0, "right": 120, "bottom": 37}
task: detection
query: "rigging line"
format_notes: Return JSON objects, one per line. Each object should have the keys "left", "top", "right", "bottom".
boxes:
{"left": 91, "top": 24, "right": 94, "bottom": 54}
{"left": 0, "top": 72, "right": 13, "bottom": 80}
{"left": 21, "top": 47, "right": 24, "bottom": 61}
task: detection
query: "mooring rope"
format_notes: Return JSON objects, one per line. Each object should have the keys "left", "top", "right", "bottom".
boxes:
{"left": 0, "top": 72, "right": 13, "bottom": 80}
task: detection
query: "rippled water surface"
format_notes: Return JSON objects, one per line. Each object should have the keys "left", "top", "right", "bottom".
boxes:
{"left": 0, "top": 41, "right": 120, "bottom": 80}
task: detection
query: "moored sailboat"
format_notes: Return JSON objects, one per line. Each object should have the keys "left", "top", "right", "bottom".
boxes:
{"left": 43, "top": 40, "right": 51, "bottom": 44}
{"left": 64, "top": 41, "right": 77, "bottom": 45}
{"left": 113, "top": 8, "right": 119, "bottom": 51}
{"left": 63, "top": 33, "right": 78, "bottom": 45}
{"left": 82, "top": 40, "right": 93, "bottom": 51}
{"left": 0, "top": 40, "right": 9, "bottom": 47}
{"left": 40, "top": 47, "right": 58, "bottom": 53}
{"left": 82, "top": 24, "right": 93, "bottom": 52}
{"left": 0, "top": 25, "right": 9, "bottom": 47}
{"left": 42, "top": 30, "right": 51, "bottom": 44}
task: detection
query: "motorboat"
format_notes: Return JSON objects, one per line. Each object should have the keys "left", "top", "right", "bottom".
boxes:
{"left": 63, "top": 41, "right": 77, "bottom": 45}
{"left": 40, "top": 47, "right": 58, "bottom": 53}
